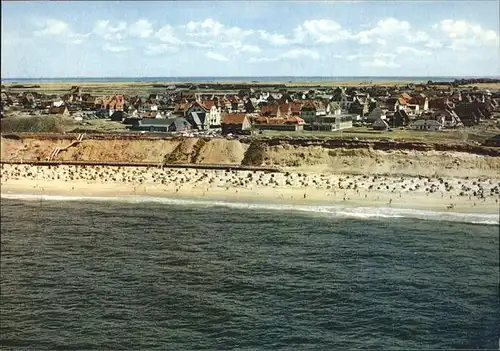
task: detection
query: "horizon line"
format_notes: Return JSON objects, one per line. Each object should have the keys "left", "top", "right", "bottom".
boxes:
{"left": 2, "top": 75, "right": 499, "bottom": 80}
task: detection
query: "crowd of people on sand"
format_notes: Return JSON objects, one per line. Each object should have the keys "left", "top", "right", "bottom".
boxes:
{"left": 1, "top": 164, "right": 499, "bottom": 210}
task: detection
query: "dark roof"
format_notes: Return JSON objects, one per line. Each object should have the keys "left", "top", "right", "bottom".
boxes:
{"left": 189, "top": 112, "right": 206, "bottom": 128}
{"left": 167, "top": 117, "right": 191, "bottom": 131}
{"left": 139, "top": 118, "right": 171, "bottom": 126}
{"left": 367, "top": 107, "right": 383, "bottom": 119}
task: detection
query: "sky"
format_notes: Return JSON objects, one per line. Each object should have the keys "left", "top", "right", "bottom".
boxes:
{"left": 1, "top": 0, "right": 499, "bottom": 78}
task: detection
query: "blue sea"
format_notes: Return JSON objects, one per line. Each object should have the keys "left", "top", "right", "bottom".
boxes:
{"left": 1, "top": 196, "right": 499, "bottom": 350}
{"left": 0, "top": 76, "right": 489, "bottom": 84}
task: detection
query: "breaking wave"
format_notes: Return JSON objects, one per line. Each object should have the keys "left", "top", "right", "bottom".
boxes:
{"left": 1, "top": 193, "right": 498, "bottom": 225}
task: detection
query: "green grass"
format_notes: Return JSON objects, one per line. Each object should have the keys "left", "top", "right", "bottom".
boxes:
{"left": 254, "top": 127, "right": 496, "bottom": 144}
{"left": 68, "top": 119, "right": 128, "bottom": 133}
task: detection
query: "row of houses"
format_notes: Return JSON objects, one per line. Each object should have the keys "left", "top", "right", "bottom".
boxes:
{"left": 2, "top": 84, "right": 499, "bottom": 134}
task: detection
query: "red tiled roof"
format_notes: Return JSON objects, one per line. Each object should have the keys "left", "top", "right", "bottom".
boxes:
{"left": 401, "top": 92, "right": 411, "bottom": 100}
{"left": 202, "top": 100, "right": 217, "bottom": 110}
{"left": 222, "top": 113, "right": 247, "bottom": 124}
{"left": 397, "top": 97, "right": 408, "bottom": 105}
{"left": 261, "top": 105, "right": 279, "bottom": 116}
{"left": 143, "top": 111, "right": 158, "bottom": 118}
{"left": 284, "top": 116, "right": 305, "bottom": 125}
{"left": 289, "top": 102, "right": 302, "bottom": 113}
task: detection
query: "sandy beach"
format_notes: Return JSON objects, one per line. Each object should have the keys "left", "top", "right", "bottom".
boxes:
{"left": 1, "top": 164, "right": 498, "bottom": 215}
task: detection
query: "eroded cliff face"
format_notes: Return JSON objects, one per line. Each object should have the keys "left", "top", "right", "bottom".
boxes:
{"left": 1, "top": 134, "right": 499, "bottom": 178}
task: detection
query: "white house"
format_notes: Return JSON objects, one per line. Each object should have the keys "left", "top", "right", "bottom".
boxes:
{"left": 207, "top": 104, "right": 222, "bottom": 126}
{"left": 52, "top": 98, "right": 64, "bottom": 107}
{"left": 140, "top": 102, "right": 158, "bottom": 113}
{"left": 326, "top": 102, "right": 342, "bottom": 115}
{"left": 185, "top": 102, "right": 222, "bottom": 128}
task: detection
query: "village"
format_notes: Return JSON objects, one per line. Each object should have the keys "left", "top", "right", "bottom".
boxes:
{"left": 1, "top": 80, "right": 500, "bottom": 146}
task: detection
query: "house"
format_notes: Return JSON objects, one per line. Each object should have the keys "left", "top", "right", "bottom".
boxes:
{"left": 309, "top": 114, "right": 353, "bottom": 131}
{"left": 21, "top": 93, "right": 36, "bottom": 108}
{"left": 429, "top": 97, "right": 453, "bottom": 110}
{"left": 52, "top": 98, "right": 65, "bottom": 107}
{"left": 221, "top": 113, "right": 252, "bottom": 135}
{"left": 106, "top": 95, "right": 125, "bottom": 116}
{"left": 140, "top": 101, "right": 158, "bottom": 113}
{"left": 252, "top": 116, "right": 305, "bottom": 131}
{"left": 395, "top": 96, "right": 409, "bottom": 111}
{"left": 454, "top": 103, "right": 487, "bottom": 126}
{"left": 299, "top": 101, "right": 327, "bottom": 123}
{"left": 331, "top": 87, "right": 345, "bottom": 102}
{"left": 122, "top": 117, "right": 141, "bottom": 127}
{"left": 410, "top": 94, "right": 429, "bottom": 111}
{"left": 49, "top": 106, "right": 70, "bottom": 116}
{"left": 278, "top": 103, "right": 292, "bottom": 117}
{"left": 372, "top": 117, "right": 390, "bottom": 130}
{"left": 244, "top": 99, "right": 258, "bottom": 113}
{"left": 289, "top": 102, "right": 302, "bottom": 116}
{"left": 185, "top": 101, "right": 221, "bottom": 128}
{"left": 70, "top": 86, "right": 82, "bottom": 100}
{"left": 349, "top": 95, "right": 369, "bottom": 116}
{"left": 366, "top": 107, "right": 386, "bottom": 123}
{"left": 130, "top": 117, "right": 191, "bottom": 132}
{"left": 110, "top": 110, "right": 127, "bottom": 122}
{"left": 261, "top": 104, "right": 280, "bottom": 117}
{"left": 187, "top": 112, "right": 208, "bottom": 130}
{"left": 410, "top": 119, "right": 443, "bottom": 131}
{"left": 432, "top": 109, "right": 462, "bottom": 128}
{"left": 166, "top": 117, "right": 192, "bottom": 132}
{"left": 387, "top": 109, "right": 410, "bottom": 127}
{"left": 142, "top": 111, "right": 159, "bottom": 119}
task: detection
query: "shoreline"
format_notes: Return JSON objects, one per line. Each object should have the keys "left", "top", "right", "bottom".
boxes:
{"left": 2, "top": 186, "right": 498, "bottom": 226}
{"left": 1, "top": 164, "right": 498, "bottom": 221}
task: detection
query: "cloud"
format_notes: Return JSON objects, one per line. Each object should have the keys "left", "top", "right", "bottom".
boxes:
{"left": 354, "top": 18, "right": 410, "bottom": 45}
{"left": 433, "top": 19, "right": 499, "bottom": 50}
{"left": 205, "top": 51, "right": 229, "bottom": 61}
{"left": 33, "top": 19, "right": 90, "bottom": 45}
{"left": 294, "top": 19, "right": 352, "bottom": 43}
{"left": 248, "top": 49, "right": 320, "bottom": 63}
{"left": 155, "top": 25, "right": 183, "bottom": 45}
{"left": 102, "top": 43, "right": 130, "bottom": 52}
{"left": 129, "top": 19, "right": 153, "bottom": 38}
{"left": 33, "top": 19, "right": 71, "bottom": 37}
{"left": 363, "top": 58, "right": 400, "bottom": 68}
{"left": 258, "top": 30, "right": 292, "bottom": 46}
{"left": 94, "top": 20, "right": 127, "bottom": 40}
{"left": 247, "top": 56, "right": 279, "bottom": 63}
{"left": 186, "top": 18, "right": 253, "bottom": 40}
{"left": 218, "top": 41, "right": 261, "bottom": 53}
{"left": 395, "top": 46, "right": 432, "bottom": 56}
{"left": 282, "top": 49, "right": 320, "bottom": 59}
{"left": 145, "top": 43, "right": 179, "bottom": 55}
{"left": 236, "top": 44, "right": 261, "bottom": 53}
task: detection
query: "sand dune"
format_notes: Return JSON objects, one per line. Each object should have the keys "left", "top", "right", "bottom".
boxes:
{"left": 1, "top": 137, "right": 499, "bottom": 178}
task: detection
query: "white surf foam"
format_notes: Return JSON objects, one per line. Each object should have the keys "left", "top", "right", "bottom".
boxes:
{"left": 1, "top": 192, "right": 498, "bottom": 225}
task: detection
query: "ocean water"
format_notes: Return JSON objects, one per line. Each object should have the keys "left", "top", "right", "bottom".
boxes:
{"left": 1, "top": 197, "right": 499, "bottom": 350}
{"left": 0, "top": 76, "right": 478, "bottom": 84}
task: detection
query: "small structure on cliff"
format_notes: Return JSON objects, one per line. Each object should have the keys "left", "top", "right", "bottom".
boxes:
{"left": 221, "top": 113, "right": 252, "bottom": 135}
